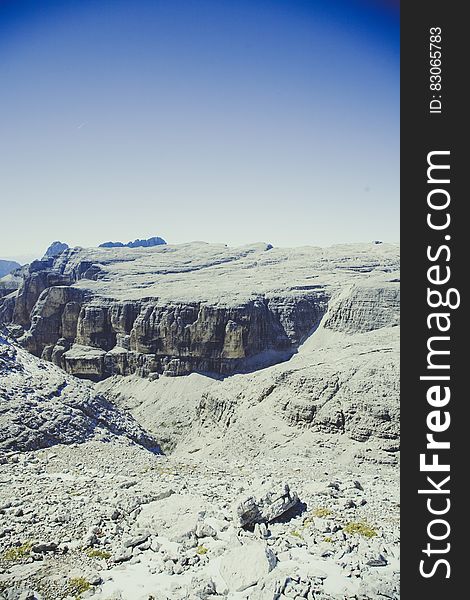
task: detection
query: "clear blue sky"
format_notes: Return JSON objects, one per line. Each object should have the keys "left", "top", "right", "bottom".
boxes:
{"left": 0, "top": 0, "right": 399, "bottom": 262}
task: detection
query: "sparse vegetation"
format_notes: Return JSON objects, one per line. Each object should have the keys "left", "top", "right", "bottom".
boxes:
{"left": 312, "top": 507, "right": 332, "bottom": 518}
{"left": 86, "top": 548, "right": 111, "bottom": 559}
{"left": 196, "top": 545, "right": 208, "bottom": 555}
{"left": 291, "top": 529, "right": 303, "bottom": 538}
{"left": 300, "top": 507, "right": 333, "bottom": 530}
{"left": 323, "top": 536, "right": 333, "bottom": 543}
{"left": 67, "top": 576, "right": 91, "bottom": 597}
{"left": 2, "top": 542, "right": 33, "bottom": 561}
{"left": 344, "top": 521, "right": 377, "bottom": 538}
{"left": 155, "top": 465, "right": 178, "bottom": 476}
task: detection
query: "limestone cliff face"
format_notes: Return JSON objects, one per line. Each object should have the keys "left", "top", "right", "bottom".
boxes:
{"left": 1, "top": 262, "right": 328, "bottom": 380}
{"left": 18, "top": 293, "right": 327, "bottom": 380}
{"left": 196, "top": 337, "right": 400, "bottom": 445}
{"left": 0, "top": 242, "right": 399, "bottom": 381}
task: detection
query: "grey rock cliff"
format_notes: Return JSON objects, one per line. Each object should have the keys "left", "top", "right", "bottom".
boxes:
{"left": 323, "top": 280, "right": 400, "bottom": 333}
{"left": 0, "top": 242, "right": 399, "bottom": 382}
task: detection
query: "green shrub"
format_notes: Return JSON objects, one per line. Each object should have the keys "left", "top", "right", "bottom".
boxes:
{"left": 312, "top": 507, "right": 332, "bottom": 518}
{"left": 301, "top": 507, "right": 333, "bottom": 529}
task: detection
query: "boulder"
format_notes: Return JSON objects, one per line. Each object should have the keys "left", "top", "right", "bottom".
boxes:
{"left": 235, "top": 483, "right": 299, "bottom": 528}
{"left": 219, "top": 541, "right": 277, "bottom": 592}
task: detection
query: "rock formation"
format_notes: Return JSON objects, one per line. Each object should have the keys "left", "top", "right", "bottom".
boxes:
{"left": 0, "top": 241, "right": 400, "bottom": 600}
{"left": 0, "top": 242, "right": 398, "bottom": 383}
{"left": 44, "top": 241, "right": 69, "bottom": 258}
{"left": 0, "top": 264, "right": 26, "bottom": 299}
{"left": 235, "top": 483, "right": 300, "bottom": 528}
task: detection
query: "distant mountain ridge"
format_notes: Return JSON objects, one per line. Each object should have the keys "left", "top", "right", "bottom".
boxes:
{"left": 0, "top": 260, "right": 21, "bottom": 278}
{"left": 99, "top": 236, "right": 166, "bottom": 249}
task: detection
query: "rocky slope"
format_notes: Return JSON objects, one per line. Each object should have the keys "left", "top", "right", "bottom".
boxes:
{"left": 0, "top": 242, "right": 400, "bottom": 600}
{"left": 0, "top": 243, "right": 399, "bottom": 381}
{"left": 0, "top": 335, "right": 160, "bottom": 453}
{"left": 0, "top": 440, "right": 399, "bottom": 600}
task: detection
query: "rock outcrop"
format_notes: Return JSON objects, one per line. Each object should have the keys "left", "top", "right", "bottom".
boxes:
{"left": 0, "top": 242, "right": 399, "bottom": 381}
{"left": 44, "top": 241, "right": 69, "bottom": 258}
{"left": 323, "top": 280, "right": 400, "bottom": 333}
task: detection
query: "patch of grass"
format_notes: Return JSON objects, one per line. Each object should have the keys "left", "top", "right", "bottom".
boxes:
{"left": 196, "top": 545, "right": 208, "bottom": 555}
{"left": 2, "top": 542, "right": 33, "bottom": 561}
{"left": 344, "top": 521, "right": 377, "bottom": 539}
{"left": 155, "top": 465, "right": 178, "bottom": 476}
{"left": 85, "top": 548, "right": 111, "bottom": 559}
{"left": 300, "top": 507, "right": 333, "bottom": 530}
{"left": 301, "top": 517, "right": 314, "bottom": 529}
{"left": 312, "top": 507, "right": 332, "bottom": 518}
{"left": 290, "top": 529, "right": 303, "bottom": 539}
{"left": 323, "top": 536, "right": 333, "bottom": 543}
{"left": 67, "top": 577, "right": 91, "bottom": 597}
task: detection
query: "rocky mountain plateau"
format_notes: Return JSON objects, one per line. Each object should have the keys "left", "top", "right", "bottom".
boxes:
{"left": 0, "top": 242, "right": 400, "bottom": 600}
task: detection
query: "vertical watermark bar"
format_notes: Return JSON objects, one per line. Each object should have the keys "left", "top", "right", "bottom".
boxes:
{"left": 401, "top": 2, "right": 466, "bottom": 597}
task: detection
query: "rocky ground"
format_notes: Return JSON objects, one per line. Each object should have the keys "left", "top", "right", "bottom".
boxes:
{"left": 0, "top": 326, "right": 399, "bottom": 600}
{"left": 0, "top": 438, "right": 399, "bottom": 600}
{"left": 0, "top": 243, "right": 400, "bottom": 599}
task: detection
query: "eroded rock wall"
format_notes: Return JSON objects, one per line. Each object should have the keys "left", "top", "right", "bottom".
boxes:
{"left": 1, "top": 260, "right": 328, "bottom": 380}
{"left": 0, "top": 243, "right": 399, "bottom": 382}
